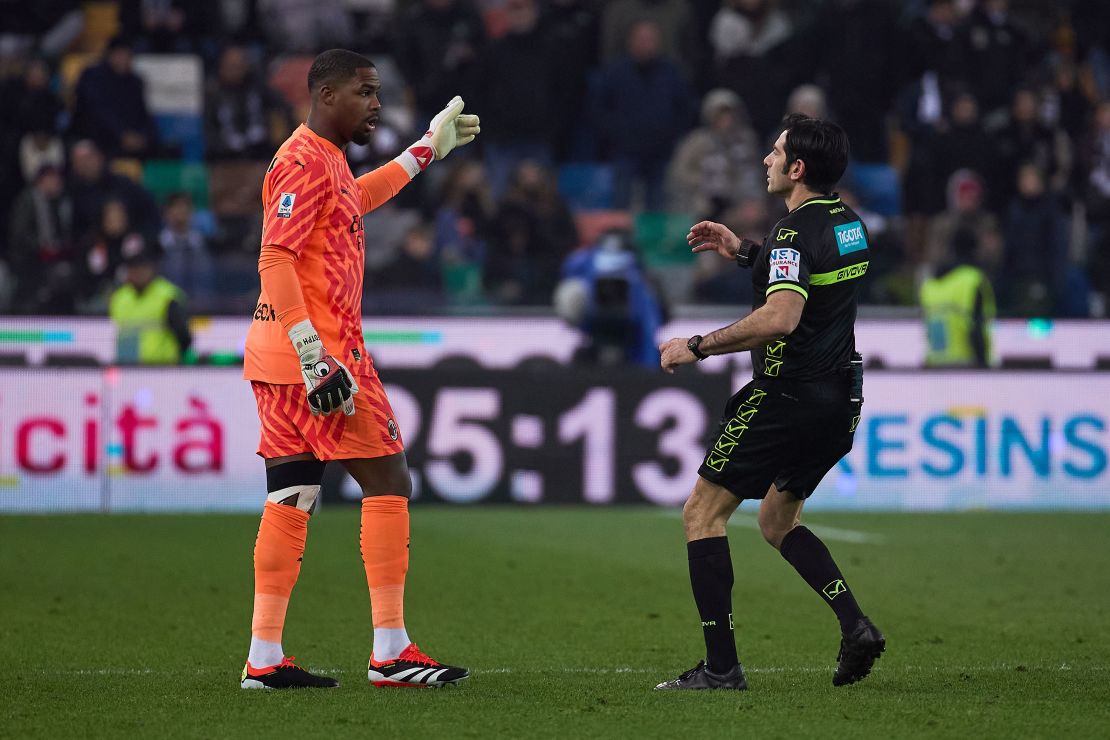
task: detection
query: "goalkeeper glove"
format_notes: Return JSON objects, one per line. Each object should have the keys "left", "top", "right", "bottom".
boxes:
{"left": 288, "top": 320, "right": 358, "bottom": 417}
{"left": 394, "top": 96, "right": 481, "bottom": 178}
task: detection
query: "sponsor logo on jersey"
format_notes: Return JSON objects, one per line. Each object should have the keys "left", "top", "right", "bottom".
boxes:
{"left": 776, "top": 227, "right": 798, "bottom": 242}
{"left": 277, "top": 192, "right": 296, "bottom": 218}
{"left": 769, "top": 247, "right": 801, "bottom": 282}
{"left": 834, "top": 220, "right": 868, "bottom": 255}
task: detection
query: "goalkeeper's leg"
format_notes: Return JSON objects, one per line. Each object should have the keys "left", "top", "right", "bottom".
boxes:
{"left": 241, "top": 455, "right": 338, "bottom": 689}
{"left": 344, "top": 453, "right": 469, "bottom": 687}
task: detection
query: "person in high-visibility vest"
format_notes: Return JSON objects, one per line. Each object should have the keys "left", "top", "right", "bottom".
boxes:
{"left": 108, "top": 246, "right": 192, "bottom": 364}
{"left": 920, "top": 228, "right": 995, "bottom": 368}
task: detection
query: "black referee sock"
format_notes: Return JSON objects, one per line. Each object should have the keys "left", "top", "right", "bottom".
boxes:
{"left": 779, "top": 526, "right": 864, "bottom": 635}
{"left": 687, "top": 536, "right": 738, "bottom": 674}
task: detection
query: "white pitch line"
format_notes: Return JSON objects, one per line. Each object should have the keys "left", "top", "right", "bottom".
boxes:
{"left": 29, "top": 664, "right": 1102, "bottom": 677}
{"left": 660, "top": 511, "right": 885, "bottom": 545}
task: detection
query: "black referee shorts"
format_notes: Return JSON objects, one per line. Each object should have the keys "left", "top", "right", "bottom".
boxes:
{"left": 698, "top": 377, "right": 860, "bottom": 500}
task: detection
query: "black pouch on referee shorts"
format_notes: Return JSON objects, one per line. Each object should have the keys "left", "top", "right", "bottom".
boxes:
{"left": 843, "top": 351, "right": 864, "bottom": 404}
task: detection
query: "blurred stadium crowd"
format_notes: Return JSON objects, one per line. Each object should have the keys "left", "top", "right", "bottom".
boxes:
{"left": 1, "top": 0, "right": 1109, "bottom": 319}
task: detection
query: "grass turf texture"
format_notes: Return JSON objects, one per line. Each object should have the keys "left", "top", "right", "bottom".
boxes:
{"left": 3, "top": 508, "right": 1109, "bottom": 739}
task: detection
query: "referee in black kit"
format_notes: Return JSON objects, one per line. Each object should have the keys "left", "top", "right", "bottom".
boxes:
{"left": 655, "top": 114, "right": 884, "bottom": 691}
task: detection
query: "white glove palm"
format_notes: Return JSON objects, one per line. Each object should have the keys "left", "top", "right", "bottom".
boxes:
{"left": 395, "top": 96, "right": 481, "bottom": 177}
{"left": 289, "top": 320, "right": 358, "bottom": 417}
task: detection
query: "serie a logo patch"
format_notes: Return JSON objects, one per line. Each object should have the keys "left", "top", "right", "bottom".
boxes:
{"left": 277, "top": 192, "right": 296, "bottom": 218}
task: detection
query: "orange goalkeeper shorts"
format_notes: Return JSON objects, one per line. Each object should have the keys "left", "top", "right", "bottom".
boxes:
{"left": 251, "top": 372, "right": 405, "bottom": 460}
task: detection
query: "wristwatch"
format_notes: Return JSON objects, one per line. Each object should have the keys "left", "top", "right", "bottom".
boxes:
{"left": 687, "top": 335, "right": 708, "bottom": 361}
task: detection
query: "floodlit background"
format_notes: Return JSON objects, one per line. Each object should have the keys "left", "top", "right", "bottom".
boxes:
{"left": 1, "top": 1, "right": 1109, "bottom": 737}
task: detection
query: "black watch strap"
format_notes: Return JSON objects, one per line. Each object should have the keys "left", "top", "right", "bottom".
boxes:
{"left": 687, "top": 335, "right": 708, "bottom": 361}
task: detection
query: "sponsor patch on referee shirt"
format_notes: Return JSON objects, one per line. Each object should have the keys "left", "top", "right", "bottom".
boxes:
{"left": 769, "top": 247, "right": 801, "bottom": 282}
{"left": 277, "top": 192, "right": 296, "bottom": 218}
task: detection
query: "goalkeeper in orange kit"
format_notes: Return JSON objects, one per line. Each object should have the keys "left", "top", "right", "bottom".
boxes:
{"left": 239, "top": 49, "right": 479, "bottom": 689}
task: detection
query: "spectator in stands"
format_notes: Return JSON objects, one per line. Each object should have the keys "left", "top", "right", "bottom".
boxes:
{"left": 158, "top": 192, "right": 215, "bottom": 306}
{"left": 6, "top": 164, "right": 77, "bottom": 314}
{"left": 68, "top": 139, "right": 160, "bottom": 237}
{"left": 80, "top": 197, "right": 153, "bottom": 308}
{"left": 109, "top": 246, "right": 192, "bottom": 365}
{"left": 205, "top": 44, "right": 292, "bottom": 160}
{"left": 934, "top": 90, "right": 997, "bottom": 201}
{"left": 487, "top": 160, "right": 578, "bottom": 305}
{"left": 547, "top": 0, "right": 600, "bottom": 162}
{"left": 593, "top": 20, "right": 695, "bottom": 211}
{"left": 255, "top": 0, "right": 354, "bottom": 53}
{"left": 478, "top": 0, "right": 556, "bottom": 196}
{"left": 807, "top": 0, "right": 903, "bottom": 162}
{"left": 708, "top": 0, "right": 792, "bottom": 137}
{"left": 993, "top": 87, "right": 1072, "bottom": 204}
{"left": 119, "top": 0, "right": 220, "bottom": 54}
{"left": 959, "top": 0, "right": 1034, "bottom": 121}
{"left": 1082, "top": 100, "right": 1110, "bottom": 315}
{"left": 394, "top": 0, "right": 486, "bottom": 124}
{"left": 600, "top": 0, "right": 696, "bottom": 71}
{"left": 369, "top": 222, "right": 445, "bottom": 312}
{"left": 667, "top": 88, "right": 764, "bottom": 220}
{"left": 690, "top": 197, "right": 766, "bottom": 305}
{"left": 14, "top": 58, "right": 64, "bottom": 178}
{"left": 920, "top": 228, "right": 995, "bottom": 368}
{"left": 1001, "top": 163, "right": 1069, "bottom": 316}
{"left": 70, "top": 36, "right": 160, "bottom": 159}
{"left": 784, "top": 83, "right": 827, "bottom": 120}
{"left": 434, "top": 159, "right": 494, "bottom": 303}
{"left": 927, "top": 169, "right": 1002, "bottom": 273}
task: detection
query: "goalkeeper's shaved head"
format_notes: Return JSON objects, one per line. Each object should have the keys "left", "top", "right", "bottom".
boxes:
{"left": 307, "top": 49, "right": 375, "bottom": 95}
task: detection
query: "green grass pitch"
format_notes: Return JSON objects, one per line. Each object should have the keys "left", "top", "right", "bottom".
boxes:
{"left": 4, "top": 508, "right": 1110, "bottom": 738}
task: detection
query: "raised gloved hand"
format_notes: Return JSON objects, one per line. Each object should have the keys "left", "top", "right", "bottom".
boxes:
{"left": 288, "top": 320, "right": 358, "bottom": 416}
{"left": 395, "top": 96, "right": 481, "bottom": 177}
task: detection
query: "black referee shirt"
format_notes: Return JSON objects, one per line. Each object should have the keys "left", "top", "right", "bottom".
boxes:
{"left": 750, "top": 193, "right": 870, "bottom": 382}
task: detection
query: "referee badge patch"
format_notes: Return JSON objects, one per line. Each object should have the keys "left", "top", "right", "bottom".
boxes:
{"left": 277, "top": 192, "right": 296, "bottom": 218}
{"left": 769, "top": 247, "right": 801, "bottom": 282}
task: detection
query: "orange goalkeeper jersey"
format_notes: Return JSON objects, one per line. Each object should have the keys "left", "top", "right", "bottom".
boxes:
{"left": 243, "top": 124, "right": 411, "bottom": 384}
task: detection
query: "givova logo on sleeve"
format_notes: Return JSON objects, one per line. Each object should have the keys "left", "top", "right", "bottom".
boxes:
{"left": 769, "top": 248, "right": 801, "bottom": 282}
{"left": 834, "top": 220, "right": 867, "bottom": 255}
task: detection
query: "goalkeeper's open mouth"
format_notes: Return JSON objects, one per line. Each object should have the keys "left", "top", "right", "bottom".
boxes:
{"left": 363, "top": 116, "right": 379, "bottom": 132}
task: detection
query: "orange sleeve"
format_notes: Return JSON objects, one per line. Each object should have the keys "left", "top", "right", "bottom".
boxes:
{"left": 356, "top": 160, "right": 412, "bottom": 214}
{"left": 262, "top": 157, "right": 328, "bottom": 257}
{"left": 259, "top": 245, "right": 310, "bottom": 331}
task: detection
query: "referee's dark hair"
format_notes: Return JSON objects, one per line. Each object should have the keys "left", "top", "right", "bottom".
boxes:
{"left": 307, "top": 49, "right": 374, "bottom": 94}
{"left": 781, "top": 113, "right": 850, "bottom": 194}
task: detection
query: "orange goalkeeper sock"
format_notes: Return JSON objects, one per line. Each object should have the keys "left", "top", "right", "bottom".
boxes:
{"left": 360, "top": 495, "right": 410, "bottom": 660}
{"left": 249, "top": 501, "right": 310, "bottom": 666}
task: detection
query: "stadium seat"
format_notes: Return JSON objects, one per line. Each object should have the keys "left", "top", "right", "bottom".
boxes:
{"left": 109, "top": 158, "right": 144, "bottom": 183}
{"left": 143, "top": 160, "right": 209, "bottom": 208}
{"left": 268, "top": 56, "right": 315, "bottom": 119}
{"left": 76, "top": 2, "right": 120, "bottom": 53}
{"left": 845, "top": 162, "right": 901, "bottom": 217}
{"left": 573, "top": 210, "right": 632, "bottom": 247}
{"left": 558, "top": 163, "right": 616, "bottom": 210}
{"left": 155, "top": 114, "right": 205, "bottom": 162}
{"left": 634, "top": 211, "right": 697, "bottom": 267}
